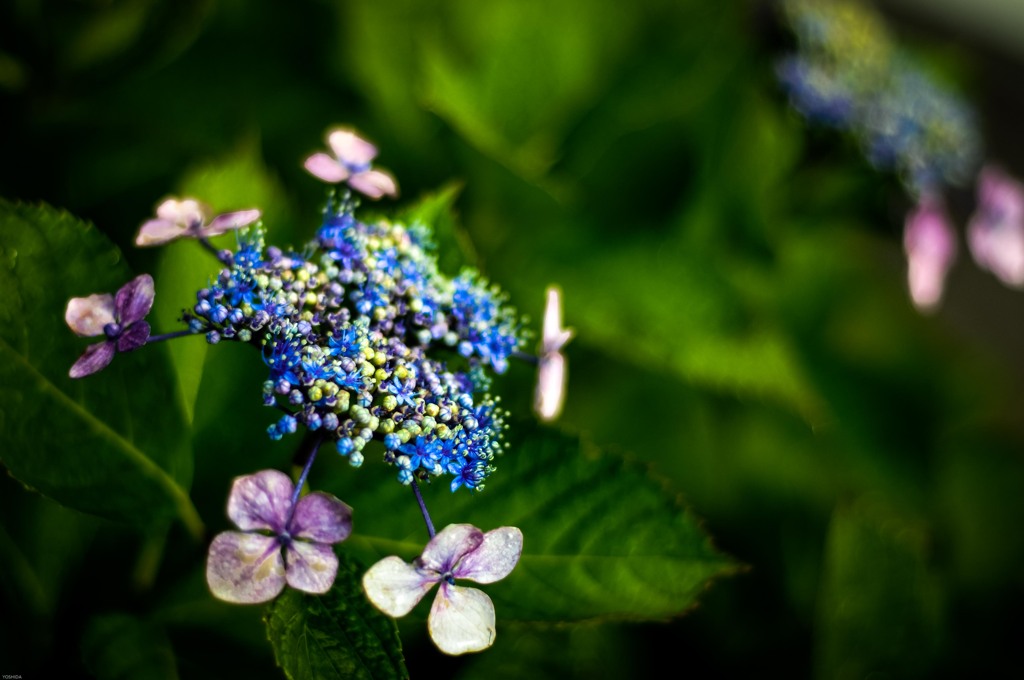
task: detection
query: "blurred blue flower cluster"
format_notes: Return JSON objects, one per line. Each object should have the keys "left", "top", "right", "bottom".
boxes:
{"left": 777, "top": 0, "right": 980, "bottom": 194}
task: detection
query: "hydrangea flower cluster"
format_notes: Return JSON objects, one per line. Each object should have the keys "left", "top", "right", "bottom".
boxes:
{"left": 179, "top": 189, "right": 522, "bottom": 491}
{"left": 777, "top": 0, "right": 980, "bottom": 194}
{"left": 64, "top": 127, "right": 566, "bottom": 656}
{"left": 61, "top": 124, "right": 577, "bottom": 655}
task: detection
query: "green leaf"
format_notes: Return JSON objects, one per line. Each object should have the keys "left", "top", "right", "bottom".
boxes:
{"left": 0, "top": 200, "right": 201, "bottom": 537}
{"left": 559, "top": 234, "right": 823, "bottom": 420}
{"left": 81, "top": 613, "right": 179, "bottom": 680}
{"left": 395, "top": 182, "right": 478, "bottom": 275}
{"left": 152, "top": 243, "right": 211, "bottom": 426}
{"left": 149, "top": 140, "right": 292, "bottom": 424}
{"left": 177, "top": 138, "right": 292, "bottom": 239}
{"left": 814, "top": 499, "right": 945, "bottom": 680}
{"left": 265, "top": 553, "right": 408, "bottom": 680}
{"left": 455, "top": 624, "right": 633, "bottom": 680}
{"left": 419, "top": 0, "right": 635, "bottom": 179}
{"left": 324, "top": 420, "right": 738, "bottom": 623}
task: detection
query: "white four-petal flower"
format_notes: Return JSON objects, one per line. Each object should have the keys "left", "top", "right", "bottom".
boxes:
{"left": 304, "top": 128, "right": 399, "bottom": 199}
{"left": 362, "top": 523, "right": 523, "bottom": 656}
{"left": 534, "top": 285, "right": 573, "bottom": 421}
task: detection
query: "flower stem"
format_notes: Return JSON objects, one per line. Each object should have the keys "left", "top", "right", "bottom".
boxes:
{"left": 410, "top": 480, "right": 436, "bottom": 539}
{"left": 132, "top": 523, "right": 168, "bottom": 592}
{"left": 147, "top": 329, "right": 195, "bottom": 344}
{"left": 288, "top": 433, "right": 323, "bottom": 520}
{"left": 511, "top": 350, "right": 539, "bottom": 365}
{"left": 198, "top": 237, "right": 232, "bottom": 265}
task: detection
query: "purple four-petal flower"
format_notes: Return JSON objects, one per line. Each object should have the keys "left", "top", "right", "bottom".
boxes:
{"left": 206, "top": 469, "right": 353, "bottom": 604}
{"left": 362, "top": 523, "right": 523, "bottom": 655}
{"left": 65, "top": 273, "right": 156, "bottom": 378}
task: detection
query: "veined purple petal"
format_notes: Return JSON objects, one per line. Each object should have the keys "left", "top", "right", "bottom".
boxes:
{"left": 348, "top": 170, "right": 398, "bottom": 200}
{"left": 116, "top": 320, "right": 151, "bottom": 352}
{"left": 136, "top": 219, "right": 187, "bottom": 246}
{"left": 157, "top": 198, "right": 207, "bottom": 227}
{"left": 206, "top": 531, "right": 286, "bottom": 604}
{"left": 285, "top": 541, "right": 339, "bottom": 594}
{"left": 304, "top": 153, "right": 350, "bottom": 183}
{"left": 69, "top": 341, "right": 115, "bottom": 378}
{"left": 421, "top": 524, "right": 483, "bottom": 573}
{"left": 65, "top": 293, "right": 116, "bottom": 336}
{"left": 202, "top": 209, "right": 262, "bottom": 238}
{"left": 115, "top": 274, "right": 155, "bottom": 326}
{"left": 453, "top": 527, "right": 523, "bottom": 584}
{"left": 534, "top": 351, "right": 567, "bottom": 422}
{"left": 289, "top": 492, "right": 352, "bottom": 544}
{"left": 428, "top": 583, "right": 496, "bottom": 655}
{"left": 227, "top": 469, "right": 293, "bottom": 534}
{"left": 328, "top": 129, "right": 378, "bottom": 166}
{"left": 362, "top": 555, "right": 437, "bottom": 617}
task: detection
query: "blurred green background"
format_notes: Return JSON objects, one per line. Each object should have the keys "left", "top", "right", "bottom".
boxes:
{"left": 2, "top": 0, "right": 1024, "bottom": 677}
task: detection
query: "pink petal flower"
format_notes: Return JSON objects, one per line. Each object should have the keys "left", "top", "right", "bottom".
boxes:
{"left": 347, "top": 169, "right": 399, "bottom": 199}
{"left": 201, "top": 209, "right": 262, "bottom": 238}
{"left": 304, "top": 152, "right": 351, "bottom": 183}
{"left": 328, "top": 129, "right": 378, "bottom": 167}
{"left": 967, "top": 166, "right": 1024, "bottom": 288}
{"left": 904, "top": 195, "right": 956, "bottom": 313}
{"left": 157, "top": 198, "right": 206, "bottom": 226}
{"left": 534, "top": 286, "right": 573, "bottom": 421}
{"left": 135, "top": 219, "right": 188, "bottom": 246}
{"left": 541, "top": 286, "right": 573, "bottom": 353}
{"left": 65, "top": 293, "right": 116, "bottom": 337}
{"left": 136, "top": 197, "right": 259, "bottom": 246}
{"left": 535, "top": 353, "right": 567, "bottom": 422}
{"left": 304, "top": 127, "right": 399, "bottom": 199}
